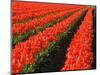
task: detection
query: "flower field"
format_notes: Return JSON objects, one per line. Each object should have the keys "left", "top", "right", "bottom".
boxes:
{"left": 12, "top": 1, "right": 96, "bottom": 74}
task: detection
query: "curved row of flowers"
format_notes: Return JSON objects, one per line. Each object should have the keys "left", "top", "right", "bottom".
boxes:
{"left": 12, "top": 7, "right": 84, "bottom": 36}
{"left": 61, "top": 8, "right": 94, "bottom": 71}
{"left": 12, "top": 7, "right": 88, "bottom": 74}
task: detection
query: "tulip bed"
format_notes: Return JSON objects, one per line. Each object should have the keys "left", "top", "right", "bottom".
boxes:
{"left": 61, "top": 8, "right": 94, "bottom": 71}
{"left": 12, "top": 1, "right": 96, "bottom": 74}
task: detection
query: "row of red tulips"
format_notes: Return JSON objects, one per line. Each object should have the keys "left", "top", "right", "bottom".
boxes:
{"left": 61, "top": 8, "right": 94, "bottom": 71}
{"left": 12, "top": 8, "right": 87, "bottom": 74}
{"left": 12, "top": 7, "right": 79, "bottom": 24}
{"left": 12, "top": 2, "right": 78, "bottom": 14}
{"left": 12, "top": 7, "right": 84, "bottom": 36}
